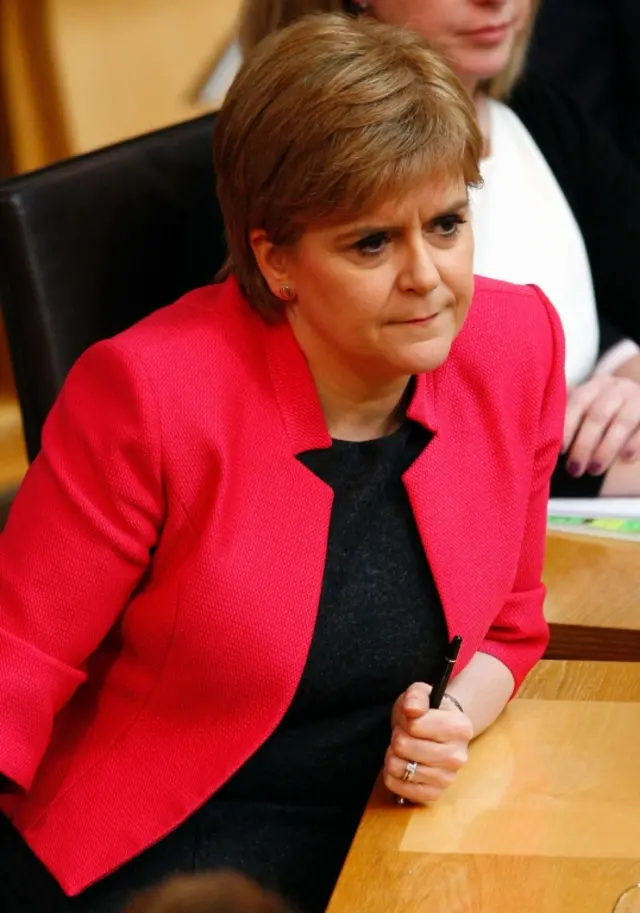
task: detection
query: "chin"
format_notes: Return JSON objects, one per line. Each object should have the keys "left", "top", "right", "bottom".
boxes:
{"left": 402, "top": 337, "right": 454, "bottom": 375}
{"left": 462, "top": 49, "right": 513, "bottom": 83}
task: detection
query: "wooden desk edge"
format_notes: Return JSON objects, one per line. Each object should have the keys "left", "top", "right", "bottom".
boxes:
{"left": 546, "top": 622, "right": 640, "bottom": 662}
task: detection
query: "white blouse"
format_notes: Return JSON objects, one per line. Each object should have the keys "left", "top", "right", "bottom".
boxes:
{"left": 471, "top": 99, "right": 637, "bottom": 386}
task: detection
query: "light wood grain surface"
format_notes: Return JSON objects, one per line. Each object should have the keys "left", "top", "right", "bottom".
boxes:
{"left": 327, "top": 661, "right": 640, "bottom": 913}
{"left": 543, "top": 535, "right": 640, "bottom": 661}
{"left": 545, "top": 533, "right": 640, "bottom": 631}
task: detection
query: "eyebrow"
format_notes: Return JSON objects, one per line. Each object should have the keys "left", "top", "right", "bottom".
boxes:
{"left": 335, "top": 197, "right": 470, "bottom": 242}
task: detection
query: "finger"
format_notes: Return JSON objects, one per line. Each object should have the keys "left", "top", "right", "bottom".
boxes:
{"left": 390, "top": 727, "right": 469, "bottom": 771}
{"left": 563, "top": 378, "right": 609, "bottom": 453}
{"left": 590, "top": 406, "right": 640, "bottom": 472}
{"left": 566, "top": 388, "right": 625, "bottom": 473}
{"left": 397, "top": 707, "right": 473, "bottom": 744}
{"left": 620, "top": 428, "right": 640, "bottom": 462}
{"left": 400, "top": 682, "right": 432, "bottom": 719}
{"left": 385, "top": 751, "right": 458, "bottom": 789}
{"left": 383, "top": 768, "right": 447, "bottom": 806}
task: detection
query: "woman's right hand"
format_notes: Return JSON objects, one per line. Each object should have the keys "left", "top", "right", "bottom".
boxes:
{"left": 384, "top": 683, "right": 472, "bottom": 806}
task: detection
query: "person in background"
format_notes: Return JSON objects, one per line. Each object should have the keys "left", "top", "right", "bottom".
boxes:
{"left": 241, "top": 0, "right": 640, "bottom": 498}
{"left": 527, "top": 0, "right": 640, "bottom": 166}
{"left": 0, "top": 13, "right": 564, "bottom": 913}
{"left": 124, "top": 872, "right": 291, "bottom": 913}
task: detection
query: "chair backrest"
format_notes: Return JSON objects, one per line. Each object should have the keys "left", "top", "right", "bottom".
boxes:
{"left": 0, "top": 113, "right": 225, "bottom": 461}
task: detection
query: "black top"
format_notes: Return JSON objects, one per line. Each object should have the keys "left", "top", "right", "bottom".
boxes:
{"left": 527, "top": 0, "right": 640, "bottom": 164}
{"left": 1, "top": 420, "right": 448, "bottom": 913}
{"left": 508, "top": 77, "right": 640, "bottom": 357}
{"left": 219, "top": 419, "right": 447, "bottom": 811}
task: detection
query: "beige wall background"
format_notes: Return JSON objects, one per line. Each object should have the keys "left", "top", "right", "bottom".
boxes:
{"left": 0, "top": 0, "right": 242, "bottom": 174}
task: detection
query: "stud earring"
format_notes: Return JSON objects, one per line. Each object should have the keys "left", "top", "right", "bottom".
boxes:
{"left": 280, "top": 284, "right": 295, "bottom": 302}
{"left": 345, "top": 0, "right": 372, "bottom": 13}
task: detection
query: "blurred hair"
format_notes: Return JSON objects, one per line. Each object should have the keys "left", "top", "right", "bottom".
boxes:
{"left": 123, "top": 871, "right": 291, "bottom": 913}
{"left": 483, "top": 0, "right": 541, "bottom": 99}
{"left": 239, "top": 0, "right": 342, "bottom": 54}
{"left": 214, "top": 13, "right": 482, "bottom": 318}
{"left": 239, "top": 0, "right": 542, "bottom": 100}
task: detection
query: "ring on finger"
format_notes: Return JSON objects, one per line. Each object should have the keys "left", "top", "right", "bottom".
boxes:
{"left": 402, "top": 760, "right": 418, "bottom": 783}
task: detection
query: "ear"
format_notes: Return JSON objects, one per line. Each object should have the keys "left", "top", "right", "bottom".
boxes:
{"left": 249, "top": 229, "right": 295, "bottom": 299}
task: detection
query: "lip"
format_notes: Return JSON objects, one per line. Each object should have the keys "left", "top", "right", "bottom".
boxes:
{"left": 463, "top": 21, "right": 512, "bottom": 44}
{"left": 399, "top": 314, "right": 438, "bottom": 326}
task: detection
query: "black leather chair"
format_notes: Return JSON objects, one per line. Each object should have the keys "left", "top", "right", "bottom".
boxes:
{"left": 0, "top": 113, "right": 226, "bottom": 462}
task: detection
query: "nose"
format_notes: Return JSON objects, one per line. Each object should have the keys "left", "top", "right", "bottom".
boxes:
{"left": 397, "top": 237, "right": 441, "bottom": 296}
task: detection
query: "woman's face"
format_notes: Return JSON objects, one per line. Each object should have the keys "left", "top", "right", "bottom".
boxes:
{"left": 371, "top": 0, "right": 532, "bottom": 91}
{"left": 263, "top": 173, "right": 474, "bottom": 386}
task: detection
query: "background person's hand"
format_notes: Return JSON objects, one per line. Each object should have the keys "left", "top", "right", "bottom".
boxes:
{"left": 563, "top": 375, "right": 640, "bottom": 478}
{"left": 384, "top": 682, "right": 473, "bottom": 805}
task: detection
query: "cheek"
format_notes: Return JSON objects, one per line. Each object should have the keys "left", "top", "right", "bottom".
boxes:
{"left": 373, "top": 0, "right": 438, "bottom": 30}
{"left": 293, "top": 259, "right": 390, "bottom": 332}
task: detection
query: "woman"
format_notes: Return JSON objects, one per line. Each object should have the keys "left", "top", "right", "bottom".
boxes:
{"left": 0, "top": 14, "right": 564, "bottom": 913}
{"left": 241, "top": 0, "right": 640, "bottom": 498}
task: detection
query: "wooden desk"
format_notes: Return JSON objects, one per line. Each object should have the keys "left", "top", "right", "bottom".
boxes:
{"left": 327, "top": 661, "right": 640, "bottom": 913}
{"left": 544, "top": 534, "right": 640, "bottom": 661}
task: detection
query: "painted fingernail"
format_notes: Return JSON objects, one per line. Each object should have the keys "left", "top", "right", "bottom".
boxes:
{"left": 587, "top": 462, "right": 602, "bottom": 476}
{"left": 622, "top": 449, "right": 637, "bottom": 461}
{"left": 567, "top": 460, "right": 582, "bottom": 477}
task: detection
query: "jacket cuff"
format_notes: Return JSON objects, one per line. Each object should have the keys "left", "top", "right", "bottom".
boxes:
{"left": 0, "top": 628, "right": 85, "bottom": 791}
{"left": 478, "top": 627, "right": 549, "bottom": 695}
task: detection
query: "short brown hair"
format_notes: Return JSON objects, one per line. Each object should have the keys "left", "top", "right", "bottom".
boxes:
{"left": 123, "top": 871, "right": 291, "bottom": 913}
{"left": 214, "top": 13, "right": 482, "bottom": 319}
{"left": 239, "top": 0, "right": 541, "bottom": 101}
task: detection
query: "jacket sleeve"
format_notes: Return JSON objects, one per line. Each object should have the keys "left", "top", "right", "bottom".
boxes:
{"left": 509, "top": 78, "right": 640, "bottom": 347}
{"left": 0, "top": 340, "right": 164, "bottom": 791}
{"left": 479, "top": 287, "right": 566, "bottom": 690}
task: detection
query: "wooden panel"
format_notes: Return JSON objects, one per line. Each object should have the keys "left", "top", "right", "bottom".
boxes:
{"left": 0, "top": 396, "right": 27, "bottom": 491}
{"left": 47, "top": 0, "right": 240, "bottom": 155}
{"left": 0, "top": 0, "right": 71, "bottom": 173}
{"left": 0, "top": 0, "right": 241, "bottom": 174}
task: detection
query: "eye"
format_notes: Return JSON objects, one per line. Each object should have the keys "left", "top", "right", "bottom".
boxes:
{"left": 353, "top": 231, "right": 390, "bottom": 257}
{"left": 432, "top": 214, "right": 467, "bottom": 238}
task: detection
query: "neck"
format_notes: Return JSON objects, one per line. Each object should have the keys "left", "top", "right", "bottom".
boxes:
{"left": 315, "top": 376, "right": 411, "bottom": 442}
{"left": 288, "top": 316, "right": 411, "bottom": 442}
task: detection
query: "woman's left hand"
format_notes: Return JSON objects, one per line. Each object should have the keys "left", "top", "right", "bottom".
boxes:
{"left": 563, "top": 374, "right": 640, "bottom": 476}
{"left": 383, "top": 682, "right": 473, "bottom": 805}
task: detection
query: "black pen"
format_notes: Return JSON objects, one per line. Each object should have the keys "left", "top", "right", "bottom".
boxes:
{"left": 430, "top": 635, "right": 463, "bottom": 710}
{"left": 395, "top": 635, "right": 463, "bottom": 806}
